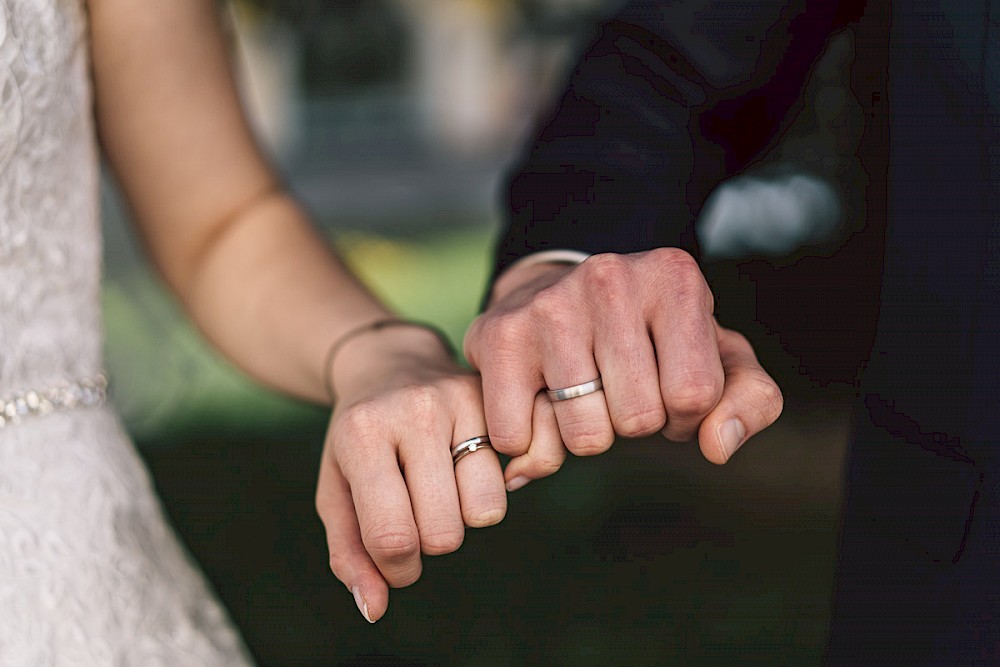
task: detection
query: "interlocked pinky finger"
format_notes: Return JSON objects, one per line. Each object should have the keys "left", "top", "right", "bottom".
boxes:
{"left": 503, "top": 391, "right": 566, "bottom": 492}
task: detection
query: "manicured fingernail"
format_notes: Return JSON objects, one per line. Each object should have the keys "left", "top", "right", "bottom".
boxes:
{"left": 506, "top": 476, "right": 531, "bottom": 492}
{"left": 717, "top": 418, "right": 746, "bottom": 462}
{"left": 352, "top": 585, "right": 373, "bottom": 623}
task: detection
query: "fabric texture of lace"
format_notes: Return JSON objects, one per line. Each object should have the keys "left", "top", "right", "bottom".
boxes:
{"left": 0, "top": 1, "right": 253, "bottom": 663}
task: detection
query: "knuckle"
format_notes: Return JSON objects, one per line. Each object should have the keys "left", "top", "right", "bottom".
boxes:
{"left": 567, "top": 438, "right": 614, "bottom": 457}
{"left": 477, "top": 315, "right": 543, "bottom": 379}
{"left": 667, "top": 389, "right": 720, "bottom": 419}
{"left": 397, "top": 385, "right": 448, "bottom": 439}
{"left": 399, "top": 384, "right": 443, "bottom": 417}
{"left": 528, "top": 283, "right": 576, "bottom": 325}
{"left": 482, "top": 311, "right": 530, "bottom": 350}
{"left": 363, "top": 522, "right": 421, "bottom": 564}
{"left": 486, "top": 428, "right": 530, "bottom": 457}
{"left": 563, "top": 422, "right": 615, "bottom": 456}
{"left": 664, "top": 375, "right": 722, "bottom": 418}
{"left": 580, "top": 253, "right": 630, "bottom": 298}
{"left": 649, "top": 246, "right": 698, "bottom": 272}
{"left": 615, "top": 404, "right": 667, "bottom": 438}
{"left": 527, "top": 287, "right": 585, "bottom": 352}
{"left": 338, "top": 401, "right": 384, "bottom": 439}
{"left": 419, "top": 520, "right": 465, "bottom": 556}
{"left": 332, "top": 406, "right": 386, "bottom": 478}
{"left": 653, "top": 249, "right": 714, "bottom": 312}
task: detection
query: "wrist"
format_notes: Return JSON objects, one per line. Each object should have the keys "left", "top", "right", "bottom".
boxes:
{"left": 325, "top": 320, "right": 455, "bottom": 403}
{"left": 491, "top": 250, "right": 591, "bottom": 306}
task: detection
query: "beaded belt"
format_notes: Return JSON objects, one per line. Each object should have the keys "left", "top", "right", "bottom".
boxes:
{"left": 0, "top": 373, "right": 108, "bottom": 429}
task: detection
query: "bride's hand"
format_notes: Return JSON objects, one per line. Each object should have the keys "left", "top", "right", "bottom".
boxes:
{"left": 314, "top": 323, "right": 505, "bottom": 623}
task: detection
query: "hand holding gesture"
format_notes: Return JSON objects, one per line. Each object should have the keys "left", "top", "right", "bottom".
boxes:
{"left": 464, "top": 249, "right": 783, "bottom": 490}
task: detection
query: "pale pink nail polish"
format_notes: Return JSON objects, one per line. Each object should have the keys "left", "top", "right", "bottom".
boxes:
{"left": 352, "top": 585, "right": 373, "bottom": 623}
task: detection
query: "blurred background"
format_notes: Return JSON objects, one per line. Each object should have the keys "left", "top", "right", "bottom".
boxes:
{"left": 101, "top": 1, "right": 868, "bottom": 664}
{"left": 103, "top": 0, "right": 628, "bottom": 442}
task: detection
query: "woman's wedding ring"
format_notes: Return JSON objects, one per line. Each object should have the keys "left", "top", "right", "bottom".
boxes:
{"left": 452, "top": 436, "right": 493, "bottom": 466}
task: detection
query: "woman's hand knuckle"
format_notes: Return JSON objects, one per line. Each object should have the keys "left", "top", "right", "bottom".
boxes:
{"left": 364, "top": 522, "right": 421, "bottom": 563}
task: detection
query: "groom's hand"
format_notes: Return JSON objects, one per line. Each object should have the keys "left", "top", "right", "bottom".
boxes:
{"left": 463, "top": 248, "right": 783, "bottom": 490}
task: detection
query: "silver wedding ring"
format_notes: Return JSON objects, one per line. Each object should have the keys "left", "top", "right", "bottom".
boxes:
{"left": 546, "top": 376, "right": 603, "bottom": 402}
{"left": 451, "top": 435, "right": 493, "bottom": 466}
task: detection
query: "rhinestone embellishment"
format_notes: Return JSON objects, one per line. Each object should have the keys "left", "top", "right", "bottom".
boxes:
{"left": 0, "top": 374, "right": 108, "bottom": 429}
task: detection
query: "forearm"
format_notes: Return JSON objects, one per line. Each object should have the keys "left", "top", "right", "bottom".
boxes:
{"left": 181, "top": 190, "right": 441, "bottom": 404}
{"left": 88, "top": 0, "right": 455, "bottom": 404}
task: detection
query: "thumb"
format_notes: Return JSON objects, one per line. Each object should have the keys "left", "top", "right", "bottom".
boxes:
{"left": 697, "top": 326, "right": 783, "bottom": 464}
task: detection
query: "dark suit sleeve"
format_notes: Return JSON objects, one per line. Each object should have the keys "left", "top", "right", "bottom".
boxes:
{"left": 491, "top": 0, "right": 863, "bottom": 284}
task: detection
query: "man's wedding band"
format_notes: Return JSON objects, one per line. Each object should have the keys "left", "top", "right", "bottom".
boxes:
{"left": 546, "top": 377, "right": 603, "bottom": 402}
{"left": 452, "top": 436, "right": 493, "bottom": 466}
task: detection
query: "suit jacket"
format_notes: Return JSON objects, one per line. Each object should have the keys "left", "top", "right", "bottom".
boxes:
{"left": 494, "top": 1, "right": 1000, "bottom": 663}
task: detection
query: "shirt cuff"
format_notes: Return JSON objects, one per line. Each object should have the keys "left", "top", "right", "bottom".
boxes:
{"left": 502, "top": 249, "right": 592, "bottom": 273}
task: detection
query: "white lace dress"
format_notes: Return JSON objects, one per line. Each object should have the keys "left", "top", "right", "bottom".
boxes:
{"left": 0, "top": 1, "right": 254, "bottom": 663}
